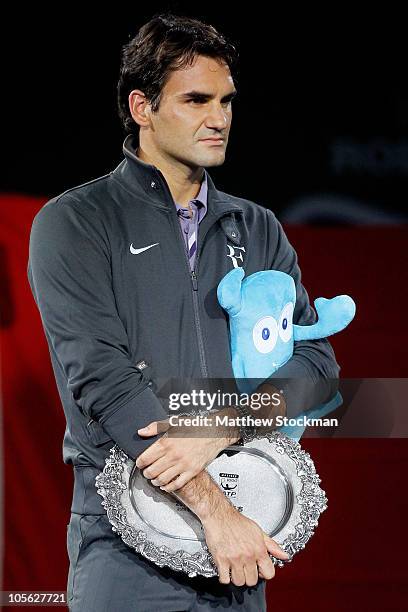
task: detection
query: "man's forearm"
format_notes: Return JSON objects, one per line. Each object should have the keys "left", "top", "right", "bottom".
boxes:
{"left": 172, "top": 468, "right": 233, "bottom": 522}
{"left": 170, "top": 388, "right": 287, "bottom": 517}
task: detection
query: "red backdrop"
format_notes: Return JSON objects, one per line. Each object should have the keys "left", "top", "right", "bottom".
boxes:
{"left": 1, "top": 194, "right": 407, "bottom": 610}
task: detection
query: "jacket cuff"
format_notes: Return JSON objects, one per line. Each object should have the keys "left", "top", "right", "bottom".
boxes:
{"left": 263, "top": 357, "right": 339, "bottom": 418}
{"left": 98, "top": 386, "right": 169, "bottom": 460}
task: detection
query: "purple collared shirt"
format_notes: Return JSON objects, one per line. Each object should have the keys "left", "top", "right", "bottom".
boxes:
{"left": 174, "top": 173, "right": 208, "bottom": 271}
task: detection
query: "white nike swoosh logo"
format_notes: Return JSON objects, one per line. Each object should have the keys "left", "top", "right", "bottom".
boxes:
{"left": 129, "top": 242, "right": 159, "bottom": 255}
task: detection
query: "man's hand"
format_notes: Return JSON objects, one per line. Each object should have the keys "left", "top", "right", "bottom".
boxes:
{"left": 170, "top": 469, "right": 289, "bottom": 586}
{"left": 135, "top": 408, "right": 240, "bottom": 492}
{"left": 201, "top": 503, "right": 288, "bottom": 586}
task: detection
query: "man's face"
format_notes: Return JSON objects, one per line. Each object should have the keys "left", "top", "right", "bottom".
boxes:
{"left": 146, "top": 55, "right": 236, "bottom": 169}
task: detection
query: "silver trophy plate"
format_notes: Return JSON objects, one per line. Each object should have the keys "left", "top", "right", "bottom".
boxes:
{"left": 95, "top": 431, "right": 327, "bottom": 578}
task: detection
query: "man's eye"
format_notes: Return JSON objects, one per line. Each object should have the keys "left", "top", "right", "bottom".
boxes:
{"left": 188, "top": 99, "right": 205, "bottom": 104}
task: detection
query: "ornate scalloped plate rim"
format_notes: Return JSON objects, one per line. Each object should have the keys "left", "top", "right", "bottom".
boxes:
{"left": 95, "top": 431, "right": 328, "bottom": 578}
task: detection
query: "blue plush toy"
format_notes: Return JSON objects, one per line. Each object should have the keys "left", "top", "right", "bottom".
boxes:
{"left": 217, "top": 268, "right": 356, "bottom": 439}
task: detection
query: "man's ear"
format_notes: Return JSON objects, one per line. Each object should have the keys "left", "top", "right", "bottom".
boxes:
{"left": 129, "top": 90, "right": 152, "bottom": 128}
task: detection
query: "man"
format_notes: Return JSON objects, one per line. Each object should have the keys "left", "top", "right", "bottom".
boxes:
{"left": 27, "top": 13, "right": 339, "bottom": 612}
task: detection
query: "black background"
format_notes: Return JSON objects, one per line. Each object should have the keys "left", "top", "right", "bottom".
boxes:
{"left": 2, "top": 4, "right": 407, "bottom": 220}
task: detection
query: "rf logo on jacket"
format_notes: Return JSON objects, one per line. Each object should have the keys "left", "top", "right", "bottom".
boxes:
{"left": 226, "top": 244, "right": 246, "bottom": 268}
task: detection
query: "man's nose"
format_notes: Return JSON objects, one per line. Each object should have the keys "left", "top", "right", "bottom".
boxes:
{"left": 205, "top": 103, "right": 229, "bottom": 130}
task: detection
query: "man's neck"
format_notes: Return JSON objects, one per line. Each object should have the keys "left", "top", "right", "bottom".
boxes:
{"left": 136, "top": 145, "right": 204, "bottom": 206}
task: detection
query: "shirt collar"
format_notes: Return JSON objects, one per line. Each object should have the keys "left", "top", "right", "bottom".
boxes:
{"left": 193, "top": 173, "right": 208, "bottom": 210}
{"left": 175, "top": 174, "right": 208, "bottom": 221}
{"left": 116, "top": 134, "right": 243, "bottom": 221}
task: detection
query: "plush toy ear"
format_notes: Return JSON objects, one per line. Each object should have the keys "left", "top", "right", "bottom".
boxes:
{"left": 217, "top": 267, "right": 245, "bottom": 316}
{"left": 294, "top": 295, "right": 356, "bottom": 341}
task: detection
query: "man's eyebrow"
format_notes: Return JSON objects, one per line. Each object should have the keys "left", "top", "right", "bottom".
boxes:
{"left": 179, "top": 90, "right": 238, "bottom": 101}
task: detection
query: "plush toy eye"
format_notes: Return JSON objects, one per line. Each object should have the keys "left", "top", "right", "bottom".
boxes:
{"left": 279, "top": 302, "right": 294, "bottom": 343}
{"left": 252, "top": 316, "right": 278, "bottom": 353}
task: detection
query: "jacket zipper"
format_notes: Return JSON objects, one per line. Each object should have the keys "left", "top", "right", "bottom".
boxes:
{"left": 189, "top": 266, "right": 208, "bottom": 377}
{"left": 173, "top": 212, "right": 237, "bottom": 379}
{"left": 155, "top": 171, "right": 209, "bottom": 377}
{"left": 171, "top": 210, "right": 209, "bottom": 377}
{"left": 154, "top": 169, "right": 240, "bottom": 379}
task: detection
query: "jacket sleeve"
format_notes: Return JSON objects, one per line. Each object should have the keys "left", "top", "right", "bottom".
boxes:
{"left": 27, "top": 195, "right": 168, "bottom": 460}
{"left": 263, "top": 210, "right": 340, "bottom": 417}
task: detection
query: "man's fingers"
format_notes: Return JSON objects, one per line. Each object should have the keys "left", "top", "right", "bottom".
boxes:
{"left": 257, "top": 555, "right": 275, "bottom": 580}
{"left": 142, "top": 456, "right": 173, "bottom": 480}
{"left": 263, "top": 535, "right": 289, "bottom": 560}
{"left": 217, "top": 562, "right": 231, "bottom": 585}
{"left": 135, "top": 434, "right": 169, "bottom": 469}
{"left": 137, "top": 419, "right": 169, "bottom": 437}
{"left": 135, "top": 447, "right": 162, "bottom": 469}
{"left": 150, "top": 465, "right": 181, "bottom": 487}
{"left": 159, "top": 472, "right": 189, "bottom": 492}
{"left": 243, "top": 563, "right": 259, "bottom": 587}
{"left": 137, "top": 421, "right": 159, "bottom": 436}
{"left": 230, "top": 564, "right": 246, "bottom": 587}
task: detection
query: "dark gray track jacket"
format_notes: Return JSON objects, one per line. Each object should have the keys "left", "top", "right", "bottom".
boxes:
{"left": 27, "top": 134, "right": 339, "bottom": 513}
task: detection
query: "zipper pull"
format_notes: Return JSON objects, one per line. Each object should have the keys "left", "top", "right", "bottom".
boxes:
{"left": 191, "top": 270, "right": 198, "bottom": 290}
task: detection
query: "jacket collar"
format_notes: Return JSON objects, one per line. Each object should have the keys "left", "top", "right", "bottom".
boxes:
{"left": 111, "top": 134, "right": 244, "bottom": 221}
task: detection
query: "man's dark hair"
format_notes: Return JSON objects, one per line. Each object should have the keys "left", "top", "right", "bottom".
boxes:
{"left": 117, "top": 13, "right": 239, "bottom": 134}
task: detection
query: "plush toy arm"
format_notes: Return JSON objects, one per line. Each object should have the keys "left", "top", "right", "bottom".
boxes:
{"left": 293, "top": 295, "right": 356, "bottom": 341}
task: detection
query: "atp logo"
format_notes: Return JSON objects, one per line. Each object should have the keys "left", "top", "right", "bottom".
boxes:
{"left": 219, "top": 472, "right": 239, "bottom": 498}
{"left": 226, "top": 245, "right": 246, "bottom": 268}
